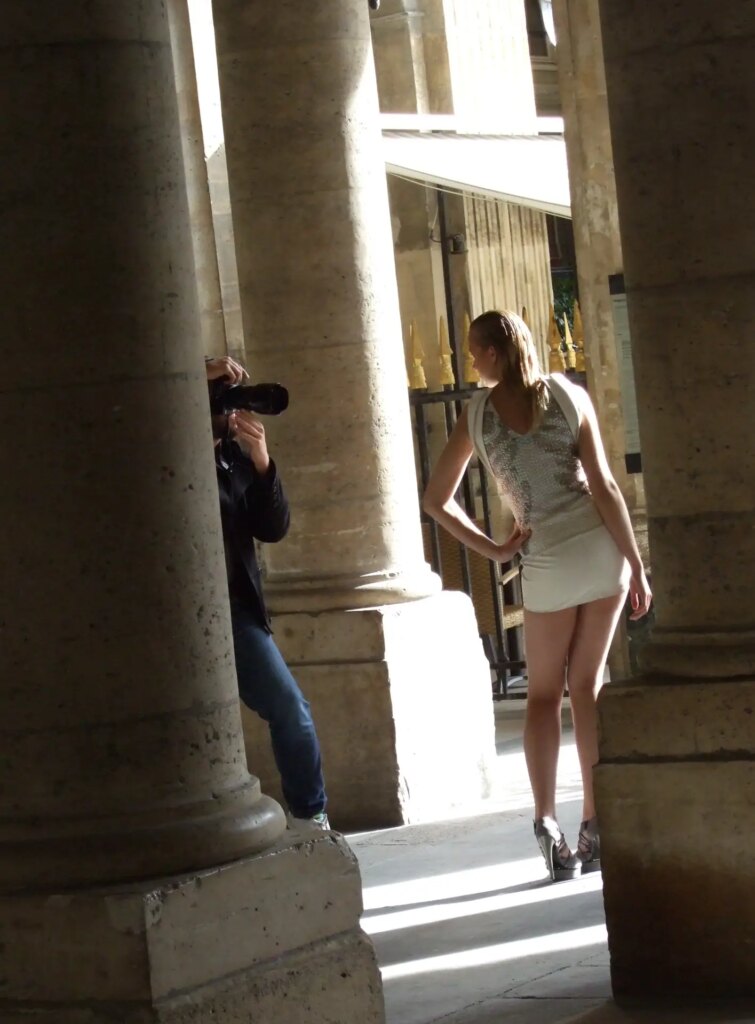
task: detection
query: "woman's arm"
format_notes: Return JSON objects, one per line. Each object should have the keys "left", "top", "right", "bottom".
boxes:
{"left": 423, "top": 407, "right": 530, "bottom": 563}
{"left": 577, "top": 394, "right": 652, "bottom": 619}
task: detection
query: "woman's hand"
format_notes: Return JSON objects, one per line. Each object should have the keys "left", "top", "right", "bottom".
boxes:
{"left": 205, "top": 356, "right": 248, "bottom": 385}
{"left": 230, "top": 411, "right": 270, "bottom": 474}
{"left": 493, "top": 522, "right": 531, "bottom": 563}
{"left": 628, "top": 567, "right": 652, "bottom": 620}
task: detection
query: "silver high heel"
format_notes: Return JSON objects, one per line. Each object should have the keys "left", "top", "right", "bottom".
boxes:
{"left": 577, "top": 816, "right": 601, "bottom": 872}
{"left": 534, "top": 817, "right": 581, "bottom": 881}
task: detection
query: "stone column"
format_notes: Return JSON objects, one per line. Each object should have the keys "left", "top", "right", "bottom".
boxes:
{"left": 552, "top": 0, "right": 648, "bottom": 677}
{"left": 370, "top": 0, "right": 430, "bottom": 115}
{"left": 594, "top": 0, "right": 755, "bottom": 999}
{"left": 213, "top": 0, "right": 496, "bottom": 828}
{"left": 0, "top": 4, "right": 383, "bottom": 1020}
{"left": 167, "top": 0, "right": 227, "bottom": 358}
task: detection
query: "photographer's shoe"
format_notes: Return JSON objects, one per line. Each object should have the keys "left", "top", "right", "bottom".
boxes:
{"left": 287, "top": 811, "right": 331, "bottom": 833}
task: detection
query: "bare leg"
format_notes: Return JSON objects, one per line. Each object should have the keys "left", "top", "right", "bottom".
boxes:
{"left": 566, "top": 592, "right": 626, "bottom": 821}
{"left": 523, "top": 606, "right": 577, "bottom": 820}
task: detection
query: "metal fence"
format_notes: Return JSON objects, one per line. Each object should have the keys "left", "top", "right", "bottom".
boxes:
{"left": 410, "top": 385, "right": 526, "bottom": 699}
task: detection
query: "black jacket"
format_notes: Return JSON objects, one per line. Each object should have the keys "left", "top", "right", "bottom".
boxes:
{"left": 215, "top": 439, "right": 290, "bottom": 631}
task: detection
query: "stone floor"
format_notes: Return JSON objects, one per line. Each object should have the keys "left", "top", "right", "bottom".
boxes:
{"left": 347, "top": 705, "right": 754, "bottom": 1024}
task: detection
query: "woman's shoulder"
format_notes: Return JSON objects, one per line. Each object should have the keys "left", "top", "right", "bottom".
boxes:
{"left": 544, "top": 373, "right": 589, "bottom": 438}
{"left": 468, "top": 385, "right": 493, "bottom": 405}
{"left": 467, "top": 385, "right": 493, "bottom": 424}
{"left": 465, "top": 387, "right": 496, "bottom": 474}
{"left": 545, "top": 372, "right": 582, "bottom": 396}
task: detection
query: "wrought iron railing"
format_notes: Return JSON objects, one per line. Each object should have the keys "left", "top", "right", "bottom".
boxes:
{"left": 410, "top": 385, "right": 526, "bottom": 699}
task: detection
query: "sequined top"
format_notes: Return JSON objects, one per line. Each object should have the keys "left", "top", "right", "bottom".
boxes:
{"left": 481, "top": 387, "right": 602, "bottom": 558}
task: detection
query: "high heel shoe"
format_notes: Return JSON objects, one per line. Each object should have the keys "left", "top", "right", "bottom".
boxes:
{"left": 534, "top": 817, "right": 581, "bottom": 882}
{"left": 577, "top": 816, "right": 601, "bottom": 872}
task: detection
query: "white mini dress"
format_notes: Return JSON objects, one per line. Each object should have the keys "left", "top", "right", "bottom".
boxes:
{"left": 467, "top": 374, "right": 629, "bottom": 613}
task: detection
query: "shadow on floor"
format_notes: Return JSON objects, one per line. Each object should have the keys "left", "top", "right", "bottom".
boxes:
{"left": 349, "top": 717, "right": 609, "bottom": 1024}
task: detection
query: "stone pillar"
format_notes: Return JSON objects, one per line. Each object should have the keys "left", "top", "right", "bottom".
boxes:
{"left": 167, "top": 0, "right": 227, "bottom": 358}
{"left": 0, "top": 4, "right": 383, "bottom": 1020}
{"left": 370, "top": 2, "right": 443, "bottom": 407}
{"left": 370, "top": 0, "right": 430, "bottom": 114}
{"left": 213, "top": 0, "right": 496, "bottom": 828}
{"left": 552, "top": 0, "right": 648, "bottom": 677}
{"left": 594, "top": 0, "right": 755, "bottom": 999}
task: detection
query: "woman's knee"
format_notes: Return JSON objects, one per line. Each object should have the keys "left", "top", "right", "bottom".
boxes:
{"left": 566, "top": 669, "right": 602, "bottom": 700}
{"left": 526, "top": 690, "right": 563, "bottom": 718}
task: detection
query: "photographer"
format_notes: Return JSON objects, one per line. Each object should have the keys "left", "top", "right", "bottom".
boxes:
{"left": 206, "top": 356, "right": 329, "bottom": 831}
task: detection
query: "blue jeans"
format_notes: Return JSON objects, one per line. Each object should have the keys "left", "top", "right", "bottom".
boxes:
{"left": 230, "top": 601, "right": 326, "bottom": 818}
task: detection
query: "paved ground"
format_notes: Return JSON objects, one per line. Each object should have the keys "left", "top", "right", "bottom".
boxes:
{"left": 347, "top": 706, "right": 754, "bottom": 1024}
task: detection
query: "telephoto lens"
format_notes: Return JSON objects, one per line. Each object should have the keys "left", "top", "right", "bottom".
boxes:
{"left": 209, "top": 382, "right": 289, "bottom": 416}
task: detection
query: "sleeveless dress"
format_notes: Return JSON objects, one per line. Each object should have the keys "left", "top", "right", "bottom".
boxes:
{"left": 467, "top": 374, "right": 629, "bottom": 613}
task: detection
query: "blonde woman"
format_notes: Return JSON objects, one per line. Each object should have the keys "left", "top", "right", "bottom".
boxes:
{"left": 424, "top": 311, "right": 651, "bottom": 881}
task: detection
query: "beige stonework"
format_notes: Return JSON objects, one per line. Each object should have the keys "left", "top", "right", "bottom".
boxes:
{"left": 212, "top": 0, "right": 496, "bottom": 826}
{"left": 594, "top": 0, "right": 755, "bottom": 1000}
{"left": 0, "top": 3, "right": 383, "bottom": 1020}
{"left": 597, "top": 681, "right": 755, "bottom": 762}
{"left": 0, "top": 0, "right": 282, "bottom": 895}
{"left": 245, "top": 592, "right": 496, "bottom": 828}
{"left": 370, "top": 2, "right": 430, "bottom": 115}
{"left": 595, "top": 760, "right": 754, "bottom": 997}
{"left": 0, "top": 834, "right": 384, "bottom": 1023}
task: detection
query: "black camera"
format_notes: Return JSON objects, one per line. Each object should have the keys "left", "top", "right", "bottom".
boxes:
{"left": 209, "top": 380, "right": 289, "bottom": 417}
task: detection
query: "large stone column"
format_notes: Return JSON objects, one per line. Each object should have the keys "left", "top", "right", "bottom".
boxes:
{"left": 0, "top": 4, "right": 383, "bottom": 1020}
{"left": 213, "top": 0, "right": 496, "bottom": 828}
{"left": 370, "top": 0, "right": 430, "bottom": 115}
{"left": 594, "top": 0, "right": 755, "bottom": 999}
{"left": 552, "top": 0, "right": 648, "bottom": 677}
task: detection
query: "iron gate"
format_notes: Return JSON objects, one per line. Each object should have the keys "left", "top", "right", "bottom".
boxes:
{"left": 410, "top": 385, "right": 526, "bottom": 699}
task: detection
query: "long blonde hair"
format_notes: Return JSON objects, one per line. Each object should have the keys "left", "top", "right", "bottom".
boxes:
{"left": 470, "top": 310, "right": 549, "bottom": 429}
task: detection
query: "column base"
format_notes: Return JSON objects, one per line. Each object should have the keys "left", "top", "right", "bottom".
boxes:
{"left": 243, "top": 591, "right": 497, "bottom": 829}
{"left": 264, "top": 563, "right": 441, "bottom": 612}
{"left": 595, "top": 679, "right": 755, "bottom": 1000}
{"left": 637, "top": 628, "right": 755, "bottom": 678}
{"left": 0, "top": 833, "right": 384, "bottom": 1023}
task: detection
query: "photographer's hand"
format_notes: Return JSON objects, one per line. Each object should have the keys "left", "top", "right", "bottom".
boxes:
{"left": 205, "top": 356, "right": 248, "bottom": 385}
{"left": 230, "top": 411, "right": 270, "bottom": 474}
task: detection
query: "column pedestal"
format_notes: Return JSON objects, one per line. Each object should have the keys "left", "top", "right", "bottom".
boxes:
{"left": 243, "top": 592, "right": 497, "bottom": 829}
{"left": 596, "top": 679, "right": 755, "bottom": 998}
{"left": 0, "top": 834, "right": 383, "bottom": 1023}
